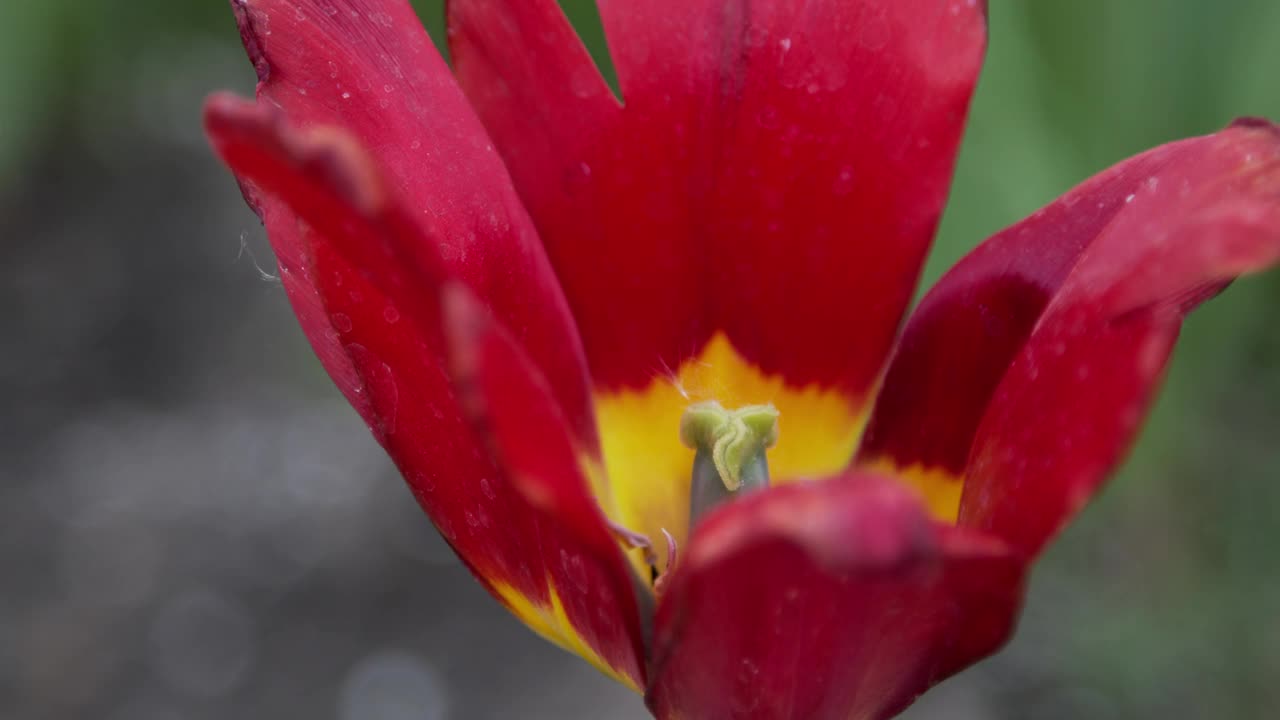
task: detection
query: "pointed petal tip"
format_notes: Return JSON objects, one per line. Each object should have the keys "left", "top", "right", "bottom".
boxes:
{"left": 439, "top": 282, "right": 505, "bottom": 445}
{"left": 440, "top": 282, "right": 613, "bottom": 551}
{"left": 437, "top": 280, "right": 649, "bottom": 687}
{"left": 203, "top": 93, "right": 391, "bottom": 220}
{"left": 202, "top": 92, "right": 273, "bottom": 156}
{"left": 202, "top": 89, "right": 249, "bottom": 122}
{"left": 1229, "top": 115, "right": 1280, "bottom": 133}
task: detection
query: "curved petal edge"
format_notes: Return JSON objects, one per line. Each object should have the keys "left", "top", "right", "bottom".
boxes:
{"left": 859, "top": 119, "right": 1280, "bottom": 535}
{"left": 647, "top": 473, "right": 1024, "bottom": 720}
{"left": 204, "top": 94, "right": 646, "bottom": 689}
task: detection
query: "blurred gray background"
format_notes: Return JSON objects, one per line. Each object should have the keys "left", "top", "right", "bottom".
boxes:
{"left": 2, "top": 1, "right": 1279, "bottom": 718}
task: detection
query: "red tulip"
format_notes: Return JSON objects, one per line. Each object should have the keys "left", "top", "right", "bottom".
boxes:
{"left": 203, "top": 1, "right": 1280, "bottom": 717}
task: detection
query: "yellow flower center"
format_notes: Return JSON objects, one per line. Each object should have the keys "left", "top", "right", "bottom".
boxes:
{"left": 592, "top": 333, "right": 868, "bottom": 576}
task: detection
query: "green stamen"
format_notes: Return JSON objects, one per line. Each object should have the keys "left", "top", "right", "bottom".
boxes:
{"left": 680, "top": 401, "right": 779, "bottom": 522}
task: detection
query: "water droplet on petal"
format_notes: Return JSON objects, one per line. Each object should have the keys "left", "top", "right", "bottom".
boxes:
{"left": 833, "top": 166, "right": 855, "bottom": 195}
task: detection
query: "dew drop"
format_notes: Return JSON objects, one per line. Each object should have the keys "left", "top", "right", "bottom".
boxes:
{"left": 437, "top": 516, "right": 455, "bottom": 541}
{"left": 331, "top": 313, "right": 353, "bottom": 333}
{"left": 569, "top": 66, "right": 599, "bottom": 99}
{"left": 833, "top": 166, "right": 855, "bottom": 195}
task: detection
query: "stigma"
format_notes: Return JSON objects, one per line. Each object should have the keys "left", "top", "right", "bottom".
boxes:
{"left": 680, "top": 401, "right": 779, "bottom": 522}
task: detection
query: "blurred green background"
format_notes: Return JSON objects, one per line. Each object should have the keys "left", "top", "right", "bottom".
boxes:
{"left": 2, "top": 1, "right": 1277, "bottom": 719}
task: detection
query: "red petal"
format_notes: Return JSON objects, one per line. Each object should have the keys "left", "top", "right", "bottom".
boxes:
{"left": 450, "top": 0, "right": 987, "bottom": 396}
{"left": 646, "top": 473, "right": 1023, "bottom": 720}
{"left": 442, "top": 282, "right": 627, "bottom": 570}
{"left": 859, "top": 121, "right": 1280, "bottom": 530}
{"left": 858, "top": 133, "right": 1196, "bottom": 477}
{"left": 442, "top": 283, "right": 648, "bottom": 684}
{"left": 960, "top": 120, "right": 1280, "bottom": 557}
{"left": 961, "top": 309, "right": 1181, "bottom": 559}
{"left": 231, "top": 0, "right": 597, "bottom": 450}
{"left": 205, "top": 92, "right": 427, "bottom": 430}
{"left": 204, "top": 97, "right": 645, "bottom": 687}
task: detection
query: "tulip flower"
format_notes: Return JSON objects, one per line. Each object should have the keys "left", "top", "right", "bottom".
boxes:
{"left": 203, "top": 0, "right": 1280, "bottom": 717}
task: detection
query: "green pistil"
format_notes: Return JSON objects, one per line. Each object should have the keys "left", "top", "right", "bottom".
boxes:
{"left": 680, "top": 401, "right": 779, "bottom": 522}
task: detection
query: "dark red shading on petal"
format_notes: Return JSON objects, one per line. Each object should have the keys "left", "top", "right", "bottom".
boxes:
{"left": 960, "top": 309, "right": 1180, "bottom": 559}
{"left": 960, "top": 120, "right": 1280, "bottom": 558}
{"left": 205, "top": 93, "right": 448, "bottom": 345}
{"left": 442, "top": 282, "right": 648, "bottom": 681}
{"left": 232, "top": 0, "right": 597, "bottom": 450}
{"left": 450, "top": 0, "right": 987, "bottom": 395}
{"left": 859, "top": 121, "right": 1280, "bottom": 489}
{"left": 443, "top": 283, "right": 626, "bottom": 564}
{"left": 206, "top": 92, "right": 411, "bottom": 430}
{"left": 646, "top": 473, "right": 1024, "bottom": 720}
{"left": 204, "top": 97, "right": 646, "bottom": 687}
